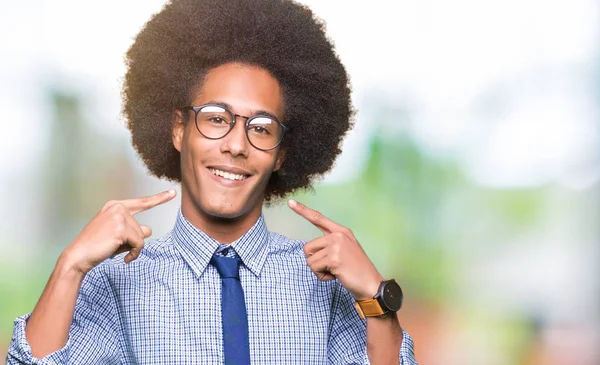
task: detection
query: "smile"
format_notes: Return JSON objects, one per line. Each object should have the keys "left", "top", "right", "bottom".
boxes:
{"left": 210, "top": 168, "right": 249, "bottom": 181}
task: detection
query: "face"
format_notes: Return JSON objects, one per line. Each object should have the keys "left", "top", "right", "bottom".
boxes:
{"left": 172, "top": 63, "right": 285, "bottom": 224}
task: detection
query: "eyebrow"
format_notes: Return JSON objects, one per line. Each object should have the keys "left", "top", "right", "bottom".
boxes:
{"left": 206, "top": 100, "right": 281, "bottom": 122}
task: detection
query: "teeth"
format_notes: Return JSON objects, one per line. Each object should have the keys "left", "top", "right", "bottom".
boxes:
{"left": 210, "top": 169, "right": 247, "bottom": 181}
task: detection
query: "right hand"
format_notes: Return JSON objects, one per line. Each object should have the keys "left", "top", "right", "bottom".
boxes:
{"left": 60, "top": 190, "right": 177, "bottom": 275}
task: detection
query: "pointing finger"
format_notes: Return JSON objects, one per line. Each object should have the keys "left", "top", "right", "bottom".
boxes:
{"left": 288, "top": 199, "right": 343, "bottom": 234}
{"left": 122, "top": 190, "right": 177, "bottom": 215}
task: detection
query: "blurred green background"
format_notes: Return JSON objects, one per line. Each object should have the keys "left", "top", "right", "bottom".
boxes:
{"left": 1, "top": 1, "right": 599, "bottom": 364}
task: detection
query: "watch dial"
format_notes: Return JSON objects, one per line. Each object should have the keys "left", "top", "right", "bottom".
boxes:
{"left": 382, "top": 281, "right": 403, "bottom": 311}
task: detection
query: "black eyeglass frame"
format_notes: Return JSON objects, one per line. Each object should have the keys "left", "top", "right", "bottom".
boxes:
{"left": 178, "top": 104, "right": 290, "bottom": 151}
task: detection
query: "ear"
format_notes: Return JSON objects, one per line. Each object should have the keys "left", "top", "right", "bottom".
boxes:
{"left": 273, "top": 148, "right": 286, "bottom": 172}
{"left": 172, "top": 109, "right": 185, "bottom": 153}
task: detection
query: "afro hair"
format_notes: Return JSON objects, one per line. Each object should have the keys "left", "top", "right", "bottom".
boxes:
{"left": 122, "top": 0, "right": 354, "bottom": 201}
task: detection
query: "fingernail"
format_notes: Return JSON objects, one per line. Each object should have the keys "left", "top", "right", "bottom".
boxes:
{"left": 288, "top": 199, "right": 297, "bottom": 207}
{"left": 168, "top": 189, "right": 176, "bottom": 196}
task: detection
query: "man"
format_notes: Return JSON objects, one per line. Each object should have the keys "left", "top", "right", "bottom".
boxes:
{"left": 8, "top": 0, "right": 417, "bottom": 363}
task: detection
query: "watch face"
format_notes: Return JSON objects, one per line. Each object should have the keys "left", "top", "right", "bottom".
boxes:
{"left": 381, "top": 280, "right": 403, "bottom": 311}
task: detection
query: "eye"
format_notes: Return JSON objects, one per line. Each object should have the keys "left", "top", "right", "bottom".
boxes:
{"left": 207, "top": 116, "right": 229, "bottom": 125}
{"left": 248, "top": 117, "right": 276, "bottom": 135}
{"left": 248, "top": 125, "right": 271, "bottom": 135}
{"left": 198, "top": 105, "right": 232, "bottom": 126}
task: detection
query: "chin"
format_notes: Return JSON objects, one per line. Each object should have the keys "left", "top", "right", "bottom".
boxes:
{"left": 203, "top": 206, "right": 245, "bottom": 221}
{"left": 197, "top": 195, "right": 258, "bottom": 222}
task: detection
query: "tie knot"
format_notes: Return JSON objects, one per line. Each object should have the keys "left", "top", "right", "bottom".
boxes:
{"left": 210, "top": 255, "right": 241, "bottom": 279}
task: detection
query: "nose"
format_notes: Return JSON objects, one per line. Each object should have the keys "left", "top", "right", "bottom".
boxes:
{"left": 220, "top": 116, "right": 249, "bottom": 157}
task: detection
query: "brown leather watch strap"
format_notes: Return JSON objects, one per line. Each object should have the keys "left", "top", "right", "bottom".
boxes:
{"left": 354, "top": 299, "right": 385, "bottom": 320}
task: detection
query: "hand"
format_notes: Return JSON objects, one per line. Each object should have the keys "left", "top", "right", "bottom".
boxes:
{"left": 60, "top": 190, "right": 177, "bottom": 275}
{"left": 288, "top": 199, "right": 384, "bottom": 300}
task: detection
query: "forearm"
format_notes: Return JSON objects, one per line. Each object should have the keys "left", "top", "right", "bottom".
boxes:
{"left": 366, "top": 312, "right": 403, "bottom": 365}
{"left": 25, "top": 256, "right": 85, "bottom": 359}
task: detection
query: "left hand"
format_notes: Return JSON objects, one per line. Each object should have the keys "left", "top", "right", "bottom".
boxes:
{"left": 288, "top": 199, "right": 384, "bottom": 300}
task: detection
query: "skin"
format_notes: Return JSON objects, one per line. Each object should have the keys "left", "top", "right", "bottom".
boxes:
{"left": 24, "top": 62, "right": 404, "bottom": 364}
{"left": 171, "top": 63, "right": 286, "bottom": 243}
{"left": 288, "top": 199, "right": 404, "bottom": 364}
{"left": 25, "top": 191, "right": 177, "bottom": 358}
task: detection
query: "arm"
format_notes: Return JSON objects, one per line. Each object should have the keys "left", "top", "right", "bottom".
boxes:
{"left": 288, "top": 200, "right": 417, "bottom": 364}
{"left": 7, "top": 267, "right": 121, "bottom": 365}
{"left": 366, "top": 313, "right": 403, "bottom": 364}
{"left": 6, "top": 191, "right": 175, "bottom": 363}
{"left": 6, "top": 261, "right": 82, "bottom": 365}
{"left": 328, "top": 283, "right": 417, "bottom": 365}
{"left": 24, "top": 259, "right": 85, "bottom": 359}
{"left": 366, "top": 313, "right": 416, "bottom": 364}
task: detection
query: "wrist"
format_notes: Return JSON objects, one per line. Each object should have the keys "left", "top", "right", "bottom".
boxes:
{"left": 355, "top": 278, "right": 403, "bottom": 319}
{"left": 56, "top": 253, "right": 88, "bottom": 279}
{"left": 355, "top": 273, "right": 384, "bottom": 301}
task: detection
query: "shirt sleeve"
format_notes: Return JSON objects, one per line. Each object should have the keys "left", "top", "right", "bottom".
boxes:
{"left": 6, "top": 268, "right": 122, "bottom": 365}
{"left": 327, "top": 281, "right": 418, "bottom": 365}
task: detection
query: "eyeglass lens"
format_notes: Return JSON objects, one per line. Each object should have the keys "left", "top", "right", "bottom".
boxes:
{"left": 194, "top": 105, "right": 284, "bottom": 150}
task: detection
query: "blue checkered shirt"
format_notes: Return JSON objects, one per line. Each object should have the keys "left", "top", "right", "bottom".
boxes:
{"left": 8, "top": 210, "right": 417, "bottom": 364}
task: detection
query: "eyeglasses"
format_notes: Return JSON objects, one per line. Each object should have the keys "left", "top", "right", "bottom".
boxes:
{"left": 179, "top": 103, "right": 290, "bottom": 151}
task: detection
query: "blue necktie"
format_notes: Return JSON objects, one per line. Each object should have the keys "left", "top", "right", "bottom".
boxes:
{"left": 210, "top": 255, "right": 251, "bottom": 365}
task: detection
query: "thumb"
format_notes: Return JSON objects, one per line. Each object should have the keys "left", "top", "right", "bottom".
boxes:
{"left": 140, "top": 225, "right": 152, "bottom": 238}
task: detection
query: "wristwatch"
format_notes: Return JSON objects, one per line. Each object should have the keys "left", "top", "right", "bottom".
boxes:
{"left": 354, "top": 279, "right": 403, "bottom": 320}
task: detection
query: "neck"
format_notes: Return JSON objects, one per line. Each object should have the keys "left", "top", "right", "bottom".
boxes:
{"left": 180, "top": 192, "right": 263, "bottom": 244}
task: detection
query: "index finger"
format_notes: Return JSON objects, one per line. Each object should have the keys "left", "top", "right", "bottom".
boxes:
{"left": 123, "top": 189, "right": 177, "bottom": 214}
{"left": 287, "top": 199, "right": 343, "bottom": 234}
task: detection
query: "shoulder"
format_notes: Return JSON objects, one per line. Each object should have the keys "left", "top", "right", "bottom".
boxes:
{"left": 267, "top": 231, "right": 307, "bottom": 257}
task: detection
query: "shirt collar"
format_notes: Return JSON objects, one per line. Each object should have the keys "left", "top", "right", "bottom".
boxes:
{"left": 172, "top": 208, "right": 270, "bottom": 278}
